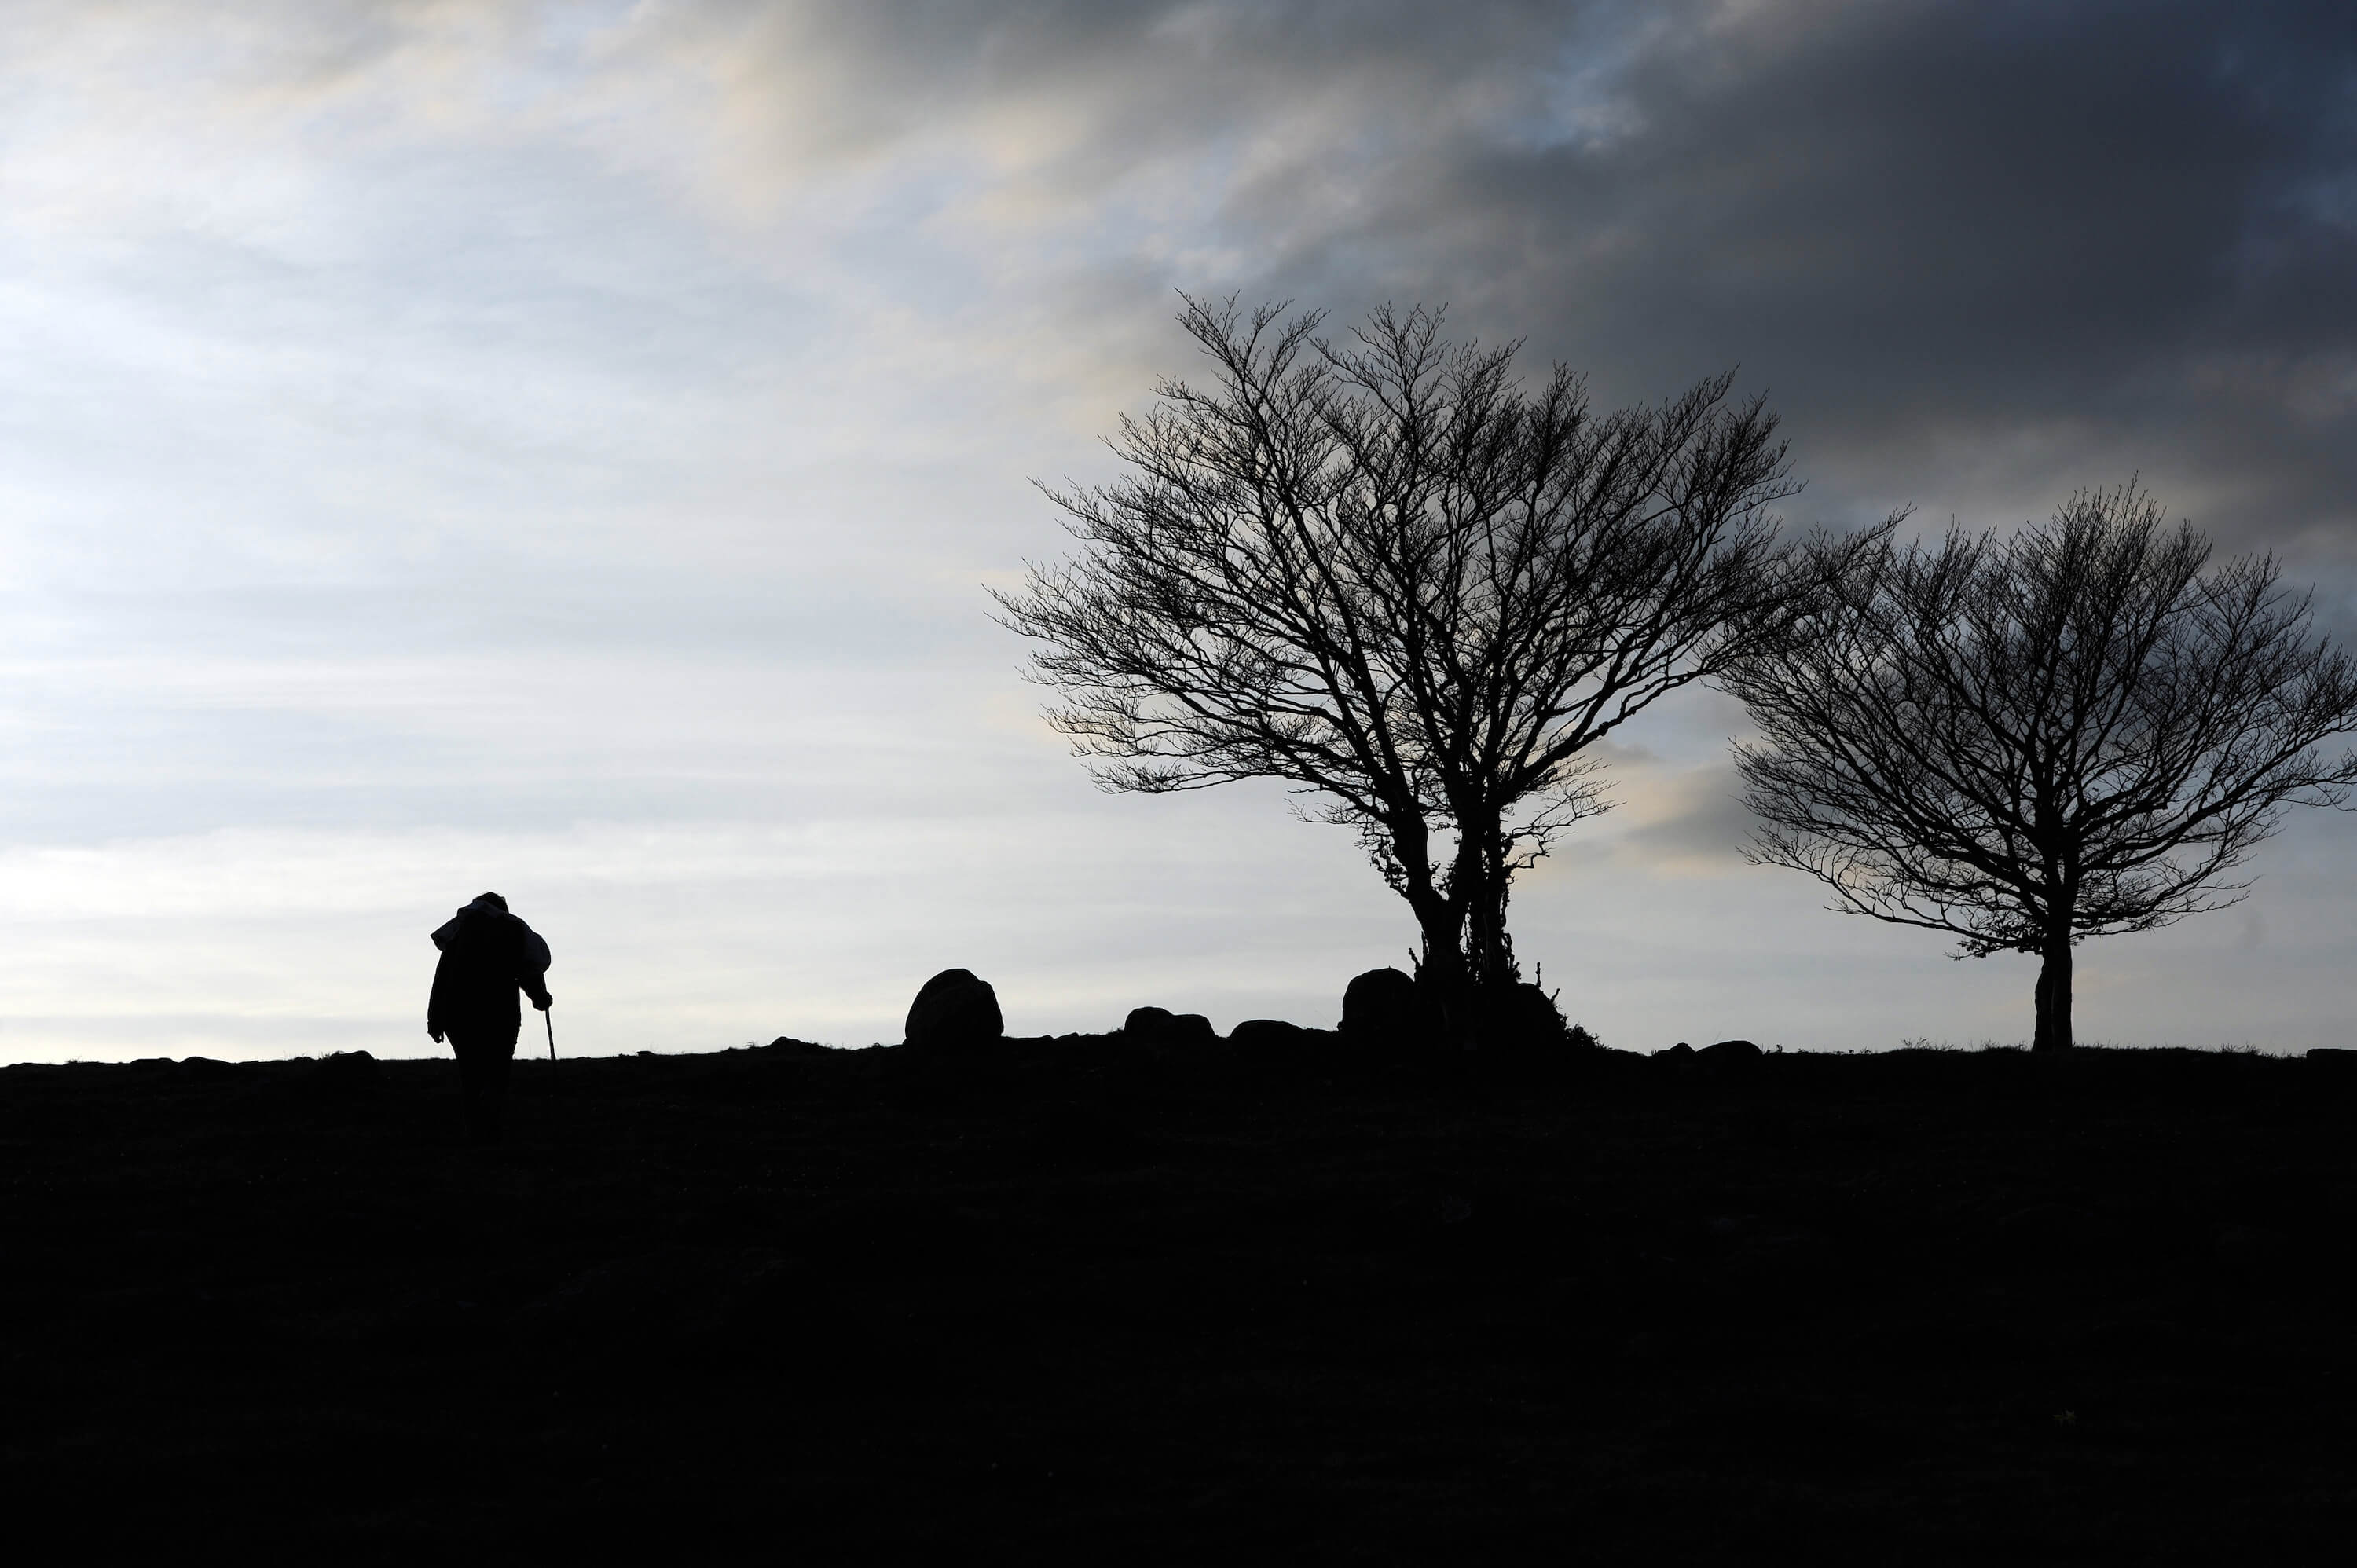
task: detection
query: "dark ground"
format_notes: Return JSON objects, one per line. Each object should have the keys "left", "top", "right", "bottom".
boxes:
{"left": 3, "top": 1035, "right": 2354, "bottom": 1562}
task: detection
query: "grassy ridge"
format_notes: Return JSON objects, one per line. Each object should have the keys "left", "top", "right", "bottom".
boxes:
{"left": 3, "top": 1039, "right": 2352, "bottom": 1560}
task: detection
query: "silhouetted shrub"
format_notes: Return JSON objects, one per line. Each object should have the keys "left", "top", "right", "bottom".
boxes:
{"left": 1484, "top": 982, "right": 1567, "bottom": 1052}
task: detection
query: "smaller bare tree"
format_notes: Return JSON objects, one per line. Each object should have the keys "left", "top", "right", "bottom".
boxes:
{"left": 1722, "top": 484, "right": 2357, "bottom": 1050}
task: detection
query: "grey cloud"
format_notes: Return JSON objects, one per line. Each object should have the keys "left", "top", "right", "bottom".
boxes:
{"left": 1614, "top": 762, "right": 1758, "bottom": 868}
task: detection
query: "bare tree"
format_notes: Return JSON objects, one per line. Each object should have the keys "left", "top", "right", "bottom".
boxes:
{"left": 1723, "top": 484, "right": 2357, "bottom": 1051}
{"left": 992, "top": 295, "right": 1854, "bottom": 1037}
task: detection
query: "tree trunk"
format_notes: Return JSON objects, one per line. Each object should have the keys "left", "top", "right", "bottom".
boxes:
{"left": 1385, "top": 812, "right": 1471, "bottom": 1047}
{"left": 1413, "top": 907, "right": 1471, "bottom": 1045}
{"left": 2032, "top": 926, "right": 2074, "bottom": 1052}
{"left": 1444, "top": 809, "right": 1526, "bottom": 1050}
{"left": 1461, "top": 818, "right": 1519, "bottom": 995}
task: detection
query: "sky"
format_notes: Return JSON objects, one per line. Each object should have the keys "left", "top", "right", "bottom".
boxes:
{"left": 2, "top": 0, "right": 2355, "bottom": 1061}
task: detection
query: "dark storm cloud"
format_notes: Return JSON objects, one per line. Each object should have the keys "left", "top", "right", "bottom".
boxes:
{"left": 1410, "top": 1, "right": 2357, "bottom": 548}
{"left": 718, "top": 1, "right": 2357, "bottom": 548}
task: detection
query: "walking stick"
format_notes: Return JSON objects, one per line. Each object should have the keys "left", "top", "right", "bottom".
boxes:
{"left": 544, "top": 1008, "right": 556, "bottom": 1061}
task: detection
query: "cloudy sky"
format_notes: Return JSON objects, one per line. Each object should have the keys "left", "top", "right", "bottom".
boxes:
{"left": 2, "top": 0, "right": 2354, "bottom": 1061}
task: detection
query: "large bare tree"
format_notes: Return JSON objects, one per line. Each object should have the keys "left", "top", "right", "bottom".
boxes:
{"left": 993, "top": 295, "right": 1853, "bottom": 1037}
{"left": 1722, "top": 484, "right": 2357, "bottom": 1051}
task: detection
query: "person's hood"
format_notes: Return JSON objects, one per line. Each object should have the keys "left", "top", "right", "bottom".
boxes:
{"left": 431, "top": 897, "right": 510, "bottom": 952}
{"left": 431, "top": 899, "right": 552, "bottom": 973}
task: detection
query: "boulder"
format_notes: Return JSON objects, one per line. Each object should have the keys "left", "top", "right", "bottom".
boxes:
{"left": 1121, "top": 1007, "right": 1216, "bottom": 1046}
{"left": 1697, "top": 1039, "right": 1765, "bottom": 1071}
{"left": 313, "top": 1050, "right": 381, "bottom": 1088}
{"left": 903, "top": 969, "right": 1003, "bottom": 1048}
{"left": 1340, "top": 967, "right": 1428, "bottom": 1047}
{"left": 1229, "top": 1018, "right": 1309, "bottom": 1050}
{"left": 1166, "top": 1013, "right": 1218, "bottom": 1046}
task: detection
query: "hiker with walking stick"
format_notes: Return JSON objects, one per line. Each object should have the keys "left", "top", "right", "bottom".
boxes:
{"left": 427, "top": 892, "right": 553, "bottom": 1145}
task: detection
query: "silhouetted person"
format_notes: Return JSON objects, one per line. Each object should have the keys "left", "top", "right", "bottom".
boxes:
{"left": 427, "top": 892, "right": 552, "bottom": 1144}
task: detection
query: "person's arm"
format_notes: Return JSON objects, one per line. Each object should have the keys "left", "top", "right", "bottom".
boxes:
{"left": 427, "top": 947, "right": 454, "bottom": 1042}
{"left": 515, "top": 922, "right": 553, "bottom": 1011}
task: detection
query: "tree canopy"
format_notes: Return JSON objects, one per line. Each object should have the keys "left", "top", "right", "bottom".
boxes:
{"left": 995, "top": 295, "right": 1854, "bottom": 1036}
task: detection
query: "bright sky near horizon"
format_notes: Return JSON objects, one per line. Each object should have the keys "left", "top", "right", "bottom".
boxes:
{"left": 2, "top": 0, "right": 2355, "bottom": 1062}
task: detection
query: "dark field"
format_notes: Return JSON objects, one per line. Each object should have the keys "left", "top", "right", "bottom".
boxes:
{"left": 4, "top": 1037, "right": 2355, "bottom": 1561}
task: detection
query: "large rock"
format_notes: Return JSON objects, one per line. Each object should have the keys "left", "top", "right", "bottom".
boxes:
{"left": 1340, "top": 967, "right": 1428, "bottom": 1047}
{"left": 1123, "top": 1006, "right": 1175, "bottom": 1036}
{"left": 903, "top": 969, "right": 1003, "bottom": 1048}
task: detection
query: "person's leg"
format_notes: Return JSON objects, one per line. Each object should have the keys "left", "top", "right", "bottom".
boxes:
{"left": 449, "top": 1021, "right": 525, "bottom": 1143}
{"left": 475, "top": 1028, "right": 519, "bottom": 1142}
{"left": 449, "top": 1031, "right": 505, "bottom": 1144}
